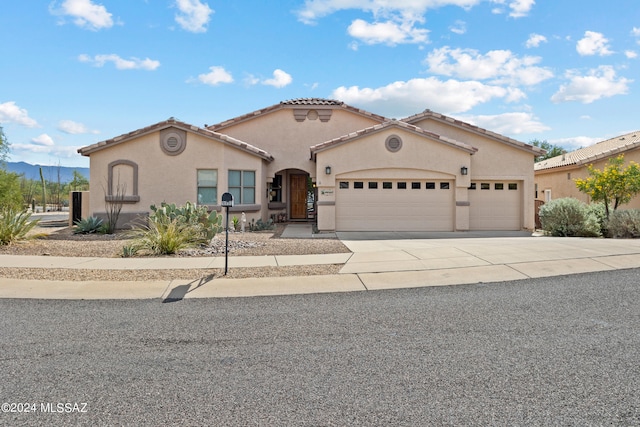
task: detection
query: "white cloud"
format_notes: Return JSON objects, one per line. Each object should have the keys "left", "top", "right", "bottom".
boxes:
{"left": 347, "top": 19, "right": 429, "bottom": 45}
{"left": 457, "top": 112, "right": 550, "bottom": 135}
{"left": 0, "top": 101, "right": 39, "bottom": 128}
{"left": 58, "top": 120, "right": 99, "bottom": 135}
{"left": 625, "top": 50, "right": 638, "bottom": 59}
{"left": 449, "top": 20, "right": 466, "bottom": 35}
{"left": 632, "top": 27, "right": 640, "bottom": 38}
{"left": 506, "top": 0, "right": 535, "bottom": 18}
{"left": 262, "top": 69, "right": 293, "bottom": 88}
{"left": 296, "top": 0, "right": 481, "bottom": 25}
{"left": 196, "top": 66, "right": 234, "bottom": 86}
{"left": 551, "top": 66, "right": 632, "bottom": 104}
{"left": 425, "top": 46, "right": 553, "bottom": 86}
{"left": 51, "top": 0, "right": 114, "bottom": 31}
{"left": 12, "top": 143, "right": 81, "bottom": 159}
{"left": 550, "top": 136, "right": 601, "bottom": 150}
{"left": 174, "top": 0, "right": 213, "bottom": 33}
{"left": 576, "top": 31, "right": 613, "bottom": 56}
{"left": 489, "top": 0, "right": 535, "bottom": 18}
{"left": 78, "top": 54, "right": 160, "bottom": 70}
{"left": 525, "top": 33, "right": 547, "bottom": 48}
{"left": 331, "top": 77, "right": 524, "bottom": 117}
{"left": 31, "top": 134, "right": 55, "bottom": 147}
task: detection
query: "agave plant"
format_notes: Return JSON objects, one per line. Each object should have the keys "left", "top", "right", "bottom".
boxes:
{"left": 73, "top": 216, "right": 104, "bottom": 234}
{"left": 0, "top": 207, "right": 40, "bottom": 245}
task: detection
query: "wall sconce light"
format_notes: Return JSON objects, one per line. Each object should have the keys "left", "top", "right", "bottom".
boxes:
{"left": 325, "top": 166, "right": 332, "bottom": 175}
{"left": 461, "top": 166, "right": 468, "bottom": 176}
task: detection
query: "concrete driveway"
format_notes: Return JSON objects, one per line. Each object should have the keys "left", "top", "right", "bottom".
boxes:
{"left": 336, "top": 232, "right": 640, "bottom": 291}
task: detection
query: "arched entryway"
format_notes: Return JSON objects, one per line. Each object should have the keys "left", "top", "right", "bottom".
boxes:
{"left": 267, "top": 168, "right": 315, "bottom": 222}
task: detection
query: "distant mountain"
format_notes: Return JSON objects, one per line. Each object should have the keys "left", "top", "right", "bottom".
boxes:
{"left": 4, "top": 161, "right": 89, "bottom": 183}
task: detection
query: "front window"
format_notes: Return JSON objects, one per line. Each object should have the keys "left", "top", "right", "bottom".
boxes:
{"left": 229, "top": 170, "right": 255, "bottom": 204}
{"left": 197, "top": 169, "right": 217, "bottom": 204}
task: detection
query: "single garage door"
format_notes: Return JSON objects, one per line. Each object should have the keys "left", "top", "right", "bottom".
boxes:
{"left": 469, "top": 181, "right": 521, "bottom": 230}
{"left": 336, "top": 180, "right": 454, "bottom": 231}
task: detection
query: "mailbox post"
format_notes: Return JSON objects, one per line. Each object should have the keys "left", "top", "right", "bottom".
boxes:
{"left": 221, "top": 192, "right": 234, "bottom": 275}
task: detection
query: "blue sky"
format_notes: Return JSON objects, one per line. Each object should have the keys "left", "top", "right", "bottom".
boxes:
{"left": 1, "top": 0, "right": 639, "bottom": 168}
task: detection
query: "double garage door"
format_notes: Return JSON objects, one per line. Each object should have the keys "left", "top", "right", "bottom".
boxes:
{"left": 335, "top": 179, "right": 522, "bottom": 231}
{"left": 336, "top": 180, "right": 454, "bottom": 232}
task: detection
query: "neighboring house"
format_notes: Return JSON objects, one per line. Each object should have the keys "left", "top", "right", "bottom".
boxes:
{"left": 78, "top": 98, "right": 543, "bottom": 232}
{"left": 534, "top": 131, "right": 640, "bottom": 208}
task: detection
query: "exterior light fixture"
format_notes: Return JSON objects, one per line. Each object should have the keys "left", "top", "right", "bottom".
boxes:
{"left": 461, "top": 166, "right": 468, "bottom": 176}
{"left": 325, "top": 166, "right": 332, "bottom": 175}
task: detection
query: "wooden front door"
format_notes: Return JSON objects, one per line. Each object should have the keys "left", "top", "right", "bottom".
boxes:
{"left": 290, "top": 174, "right": 308, "bottom": 219}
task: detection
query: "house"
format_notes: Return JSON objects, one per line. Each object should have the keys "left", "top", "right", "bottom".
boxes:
{"left": 77, "top": 98, "right": 543, "bottom": 232}
{"left": 534, "top": 131, "right": 640, "bottom": 208}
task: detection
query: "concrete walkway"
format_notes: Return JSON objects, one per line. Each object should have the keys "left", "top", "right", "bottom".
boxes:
{"left": 2, "top": 228, "right": 640, "bottom": 300}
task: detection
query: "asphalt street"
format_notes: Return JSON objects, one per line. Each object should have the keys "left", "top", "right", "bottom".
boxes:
{"left": 2, "top": 269, "right": 640, "bottom": 426}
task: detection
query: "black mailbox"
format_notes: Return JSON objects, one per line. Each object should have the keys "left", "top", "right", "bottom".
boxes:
{"left": 221, "top": 192, "right": 234, "bottom": 207}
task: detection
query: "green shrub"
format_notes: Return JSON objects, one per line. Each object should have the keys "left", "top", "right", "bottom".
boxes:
{"left": 73, "top": 216, "right": 104, "bottom": 234}
{"left": 127, "top": 215, "right": 206, "bottom": 255}
{"left": 606, "top": 210, "right": 640, "bottom": 238}
{"left": 0, "top": 207, "right": 40, "bottom": 245}
{"left": 587, "top": 202, "right": 607, "bottom": 236}
{"left": 127, "top": 202, "right": 221, "bottom": 255}
{"left": 150, "top": 201, "right": 222, "bottom": 239}
{"left": 249, "top": 218, "right": 274, "bottom": 231}
{"left": 539, "top": 198, "right": 601, "bottom": 237}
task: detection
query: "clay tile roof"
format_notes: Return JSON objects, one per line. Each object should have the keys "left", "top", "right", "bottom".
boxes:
{"left": 280, "top": 98, "right": 344, "bottom": 106}
{"left": 402, "top": 110, "right": 544, "bottom": 156}
{"left": 535, "top": 130, "right": 640, "bottom": 171}
{"left": 309, "top": 120, "right": 478, "bottom": 160}
{"left": 77, "top": 117, "right": 274, "bottom": 162}
{"left": 207, "top": 98, "right": 390, "bottom": 131}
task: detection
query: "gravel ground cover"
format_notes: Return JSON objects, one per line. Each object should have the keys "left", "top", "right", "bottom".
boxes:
{"left": 0, "top": 224, "right": 349, "bottom": 281}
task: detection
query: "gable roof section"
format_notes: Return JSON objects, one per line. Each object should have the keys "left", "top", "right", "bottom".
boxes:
{"left": 310, "top": 120, "right": 478, "bottom": 160}
{"left": 77, "top": 117, "right": 274, "bottom": 162}
{"left": 535, "top": 130, "right": 640, "bottom": 171}
{"left": 207, "top": 98, "right": 389, "bottom": 131}
{"left": 403, "top": 109, "right": 544, "bottom": 156}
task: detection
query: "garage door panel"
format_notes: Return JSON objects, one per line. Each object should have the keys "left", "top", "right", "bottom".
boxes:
{"left": 336, "top": 181, "right": 454, "bottom": 231}
{"left": 469, "top": 182, "right": 521, "bottom": 230}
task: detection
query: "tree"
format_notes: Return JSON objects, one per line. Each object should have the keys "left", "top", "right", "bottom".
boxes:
{"left": 0, "top": 170, "right": 24, "bottom": 210}
{"left": 575, "top": 155, "right": 640, "bottom": 218}
{"left": 0, "top": 125, "right": 9, "bottom": 164}
{"left": 69, "top": 170, "right": 89, "bottom": 191}
{"left": 531, "top": 139, "right": 566, "bottom": 162}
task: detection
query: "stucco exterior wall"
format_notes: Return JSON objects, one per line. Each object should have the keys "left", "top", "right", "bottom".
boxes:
{"left": 88, "top": 129, "right": 266, "bottom": 227}
{"left": 412, "top": 118, "right": 537, "bottom": 229}
{"left": 216, "top": 108, "right": 381, "bottom": 179}
{"left": 314, "top": 127, "right": 471, "bottom": 230}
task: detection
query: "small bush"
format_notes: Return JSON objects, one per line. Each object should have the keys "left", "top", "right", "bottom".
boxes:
{"left": 128, "top": 215, "right": 206, "bottom": 255}
{"left": 0, "top": 207, "right": 40, "bottom": 245}
{"left": 150, "top": 202, "right": 222, "bottom": 239}
{"left": 73, "top": 216, "right": 104, "bottom": 234}
{"left": 606, "top": 210, "right": 640, "bottom": 238}
{"left": 539, "top": 198, "right": 601, "bottom": 237}
{"left": 249, "top": 218, "right": 274, "bottom": 231}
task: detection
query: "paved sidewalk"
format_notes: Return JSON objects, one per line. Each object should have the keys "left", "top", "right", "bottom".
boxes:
{"left": 2, "top": 233, "right": 640, "bottom": 300}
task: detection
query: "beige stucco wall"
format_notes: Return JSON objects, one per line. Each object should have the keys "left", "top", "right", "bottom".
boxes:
{"left": 535, "top": 148, "right": 640, "bottom": 210}
{"left": 314, "top": 127, "right": 471, "bottom": 231}
{"left": 88, "top": 129, "right": 266, "bottom": 227}
{"left": 217, "top": 108, "right": 382, "bottom": 180}
{"left": 412, "top": 118, "right": 537, "bottom": 229}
